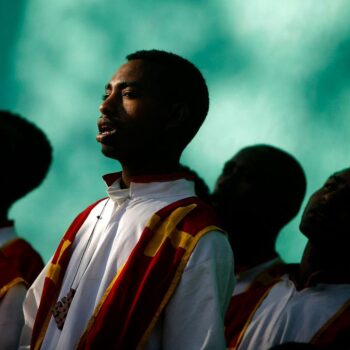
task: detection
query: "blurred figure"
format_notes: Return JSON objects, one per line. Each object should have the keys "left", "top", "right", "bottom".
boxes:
{"left": 213, "top": 144, "right": 306, "bottom": 295}
{"left": 178, "top": 164, "right": 211, "bottom": 203}
{"left": 225, "top": 168, "right": 350, "bottom": 349}
{"left": 0, "top": 111, "right": 52, "bottom": 349}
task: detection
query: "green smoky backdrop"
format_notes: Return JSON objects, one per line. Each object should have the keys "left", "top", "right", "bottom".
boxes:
{"left": 1, "top": 0, "right": 350, "bottom": 262}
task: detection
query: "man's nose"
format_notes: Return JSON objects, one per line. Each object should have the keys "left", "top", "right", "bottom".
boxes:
{"left": 99, "top": 96, "right": 116, "bottom": 116}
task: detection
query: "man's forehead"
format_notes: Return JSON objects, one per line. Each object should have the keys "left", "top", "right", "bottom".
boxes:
{"left": 109, "top": 60, "right": 158, "bottom": 86}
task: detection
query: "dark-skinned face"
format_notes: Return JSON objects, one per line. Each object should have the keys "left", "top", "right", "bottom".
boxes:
{"left": 213, "top": 152, "right": 269, "bottom": 231}
{"left": 300, "top": 168, "right": 350, "bottom": 245}
{"left": 97, "top": 59, "right": 170, "bottom": 162}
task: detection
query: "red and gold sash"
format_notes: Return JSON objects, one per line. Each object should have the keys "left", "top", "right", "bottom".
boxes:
{"left": 225, "top": 262, "right": 290, "bottom": 349}
{"left": 32, "top": 197, "right": 222, "bottom": 350}
{"left": 225, "top": 280, "right": 278, "bottom": 350}
{"left": 1, "top": 238, "right": 44, "bottom": 287}
{"left": 0, "top": 251, "right": 24, "bottom": 301}
{"left": 31, "top": 198, "right": 106, "bottom": 350}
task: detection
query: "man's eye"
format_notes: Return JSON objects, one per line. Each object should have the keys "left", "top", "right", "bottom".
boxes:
{"left": 122, "top": 91, "right": 138, "bottom": 98}
{"left": 102, "top": 93, "right": 110, "bottom": 101}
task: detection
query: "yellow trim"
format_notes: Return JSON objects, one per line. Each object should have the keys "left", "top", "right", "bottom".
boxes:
{"left": 78, "top": 263, "right": 126, "bottom": 347}
{"left": 33, "top": 239, "right": 73, "bottom": 348}
{"left": 33, "top": 312, "right": 54, "bottom": 350}
{"left": 145, "top": 213, "right": 162, "bottom": 230}
{"left": 46, "top": 263, "right": 61, "bottom": 285}
{"left": 46, "top": 240, "right": 72, "bottom": 285}
{"left": 137, "top": 225, "right": 221, "bottom": 349}
{"left": 78, "top": 204, "right": 221, "bottom": 348}
{"left": 0, "top": 277, "right": 25, "bottom": 299}
{"left": 144, "top": 204, "right": 197, "bottom": 257}
{"left": 57, "top": 240, "right": 72, "bottom": 262}
{"left": 232, "top": 285, "right": 276, "bottom": 350}
{"left": 311, "top": 298, "right": 350, "bottom": 344}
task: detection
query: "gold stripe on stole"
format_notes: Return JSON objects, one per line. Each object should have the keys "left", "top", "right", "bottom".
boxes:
{"left": 46, "top": 240, "right": 72, "bottom": 284}
{"left": 137, "top": 224, "right": 223, "bottom": 349}
{"left": 230, "top": 285, "right": 276, "bottom": 350}
{"left": 0, "top": 277, "right": 25, "bottom": 299}
{"left": 144, "top": 204, "right": 197, "bottom": 257}
{"left": 78, "top": 262, "right": 126, "bottom": 346}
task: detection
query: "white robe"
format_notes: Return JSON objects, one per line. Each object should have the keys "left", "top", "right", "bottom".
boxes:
{"left": 238, "top": 274, "right": 350, "bottom": 350}
{"left": 0, "top": 224, "right": 27, "bottom": 350}
{"left": 233, "top": 257, "right": 282, "bottom": 296}
{"left": 20, "top": 176, "right": 235, "bottom": 350}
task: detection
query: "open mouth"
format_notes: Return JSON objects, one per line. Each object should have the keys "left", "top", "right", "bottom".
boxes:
{"left": 99, "top": 124, "right": 116, "bottom": 135}
{"left": 96, "top": 123, "right": 117, "bottom": 142}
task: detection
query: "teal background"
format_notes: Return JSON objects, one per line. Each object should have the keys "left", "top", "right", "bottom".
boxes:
{"left": 2, "top": 0, "right": 350, "bottom": 262}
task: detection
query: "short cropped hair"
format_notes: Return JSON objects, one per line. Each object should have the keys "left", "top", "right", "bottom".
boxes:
{"left": 0, "top": 111, "right": 52, "bottom": 206}
{"left": 126, "top": 49, "right": 209, "bottom": 148}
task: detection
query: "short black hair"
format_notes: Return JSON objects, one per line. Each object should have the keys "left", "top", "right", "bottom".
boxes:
{"left": 0, "top": 111, "right": 52, "bottom": 207}
{"left": 236, "top": 144, "right": 307, "bottom": 229}
{"left": 126, "top": 49, "right": 209, "bottom": 149}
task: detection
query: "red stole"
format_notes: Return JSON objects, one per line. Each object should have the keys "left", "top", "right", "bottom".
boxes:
{"left": 225, "top": 281, "right": 277, "bottom": 350}
{"left": 32, "top": 197, "right": 222, "bottom": 350}
{"left": 31, "top": 198, "right": 105, "bottom": 350}
{"left": 0, "top": 251, "right": 24, "bottom": 301}
{"left": 1, "top": 238, "right": 44, "bottom": 287}
{"left": 225, "top": 263, "right": 289, "bottom": 349}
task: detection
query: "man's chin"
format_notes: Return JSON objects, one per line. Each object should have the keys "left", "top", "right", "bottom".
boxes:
{"left": 101, "top": 144, "right": 123, "bottom": 160}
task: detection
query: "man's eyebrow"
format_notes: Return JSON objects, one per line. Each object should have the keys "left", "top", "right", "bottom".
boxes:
{"left": 116, "top": 81, "right": 143, "bottom": 89}
{"left": 104, "top": 81, "right": 143, "bottom": 92}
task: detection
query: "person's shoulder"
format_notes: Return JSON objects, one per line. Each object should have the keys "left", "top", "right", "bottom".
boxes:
{"left": 185, "top": 230, "right": 233, "bottom": 270}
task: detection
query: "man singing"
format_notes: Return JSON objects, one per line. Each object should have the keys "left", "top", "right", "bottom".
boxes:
{"left": 20, "top": 50, "right": 234, "bottom": 349}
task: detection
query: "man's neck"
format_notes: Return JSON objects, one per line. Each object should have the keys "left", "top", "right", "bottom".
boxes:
{"left": 120, "top": 158, "right": 181, "bottom": 188}
{"left": 299, "top": 241, "right": 350, "bottom": 288}
{"left": 230, "top": 227, "right": 279, "bottom": 274}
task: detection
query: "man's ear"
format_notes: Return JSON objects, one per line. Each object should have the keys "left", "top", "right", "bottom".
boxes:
{"left": 164, "top": 102, "right": 190, "bottom": 132}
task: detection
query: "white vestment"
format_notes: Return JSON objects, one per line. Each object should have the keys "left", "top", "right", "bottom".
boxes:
{"left": 20, "top": 176, "right": 235, "bottom": 350}
{"left": 0, "top": 224, "right": 27, "bottom": 350}
{"left": 238, "top": 274, "right": 350, "bottom": 350}
{"left": 233, "top": 257, "right": 282, "bottom": 296}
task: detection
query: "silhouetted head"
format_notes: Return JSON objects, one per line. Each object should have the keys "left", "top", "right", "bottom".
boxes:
{"left": 213, "top": 145, "right": 306, "bottom": 263}
{"left": 97, "top": 49, "right": 209, "bottom": 164}
{"left": 0, "top": 111, "right": 52, "bottom": 213}
{"left": 300, "top": 168, "right": 350, "bottom": 248}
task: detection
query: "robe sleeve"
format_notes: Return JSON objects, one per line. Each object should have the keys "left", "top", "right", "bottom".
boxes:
{"left": 162, "top": 230, "right": 235, "bottom": 350}
{"left": 19, "top": 263, "right": 49, "bottom": 349}
{"left": 0, "top": 283, "right": 27, "bottom": 350}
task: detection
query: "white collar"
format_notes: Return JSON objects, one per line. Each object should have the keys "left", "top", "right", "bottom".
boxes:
{"left": 105, "top": 173, "right": 196, "bottom": 205}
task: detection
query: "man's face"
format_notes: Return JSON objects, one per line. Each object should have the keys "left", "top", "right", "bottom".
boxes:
{"left": 212, "top": 152, "right": 266, "bottom": 231}
{"left": 300, "top": 168, "right": 350, "bottom": 244}
{"left": 97, "top": 59, "right": 170, "bottom": 162}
